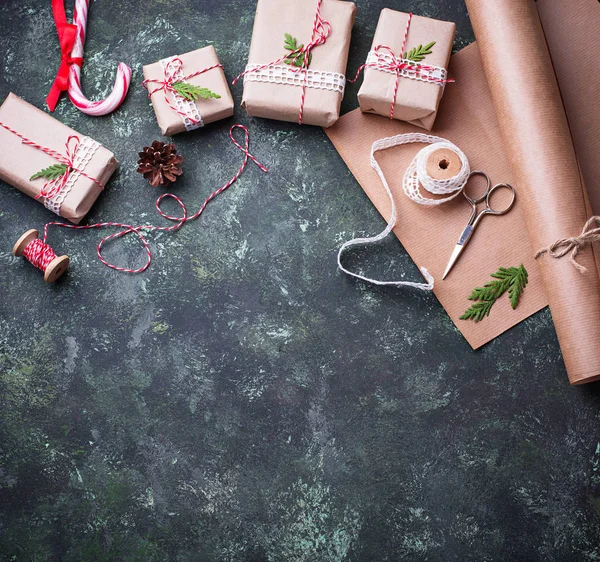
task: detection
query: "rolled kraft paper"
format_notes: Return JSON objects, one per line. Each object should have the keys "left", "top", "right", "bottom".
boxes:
{"left": 465, "top": 0, "right": 600, "bottom": 384}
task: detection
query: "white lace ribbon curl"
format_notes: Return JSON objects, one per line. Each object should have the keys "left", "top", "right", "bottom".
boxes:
{"left": 338, "top": 133, "right": 470, "bottom": 291}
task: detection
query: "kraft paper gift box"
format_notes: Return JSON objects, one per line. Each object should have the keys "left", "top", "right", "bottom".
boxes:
{"left": 0, "top": 93, "right": 118, "bottom": 224}
{"left": 241, "top": 0, "right": 357, "bottom": 128}
{"left": 358, "top": 10, "right": 455, "bottom": 130}
{"left": 143, "top": 45, "right": 234, "bottom": 136}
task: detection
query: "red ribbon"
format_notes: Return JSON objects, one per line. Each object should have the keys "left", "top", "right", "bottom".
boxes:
{"left": 46, "top": 0, "right": 84, "bottom": 112}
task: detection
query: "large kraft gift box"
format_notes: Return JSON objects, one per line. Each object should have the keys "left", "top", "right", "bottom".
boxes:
{"left": 0, "top": 93, "right": 118, "bottom": 224}
{"left": 241, "top": 0, "right": 357, "bottom": 127}
{"left": 143, "top": 46, "right": 234, "bottom": 136}
{"left": 358, "top": 10, "right": 455, "bottom": 130}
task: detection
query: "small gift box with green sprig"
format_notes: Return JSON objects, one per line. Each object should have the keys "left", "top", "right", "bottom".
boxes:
{"left": 356, "top": 10, "right": 456, "bottom": 130}
{"left": 142, "top": 46, "right": 234, "bottom": 136}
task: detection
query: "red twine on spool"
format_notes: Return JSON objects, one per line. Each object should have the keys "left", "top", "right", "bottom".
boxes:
{"left": 232, "top": 0, "right": 331, "bottom": 125}
{"left": 31, "top": 124, "right": 267, "bottom": 274}
{"left": 348, "top": 13, "right": 454, "bottom": 120}
{"left": 142, "top": 57, "right": 225, "bottom": 125}
{"left": 0, "top": 122, "right": 105, "bottom": 200}
{"left": 23, "top": 238, "right": 59, "bottom": 272}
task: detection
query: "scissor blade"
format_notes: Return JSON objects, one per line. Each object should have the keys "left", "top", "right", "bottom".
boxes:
{"left": 442, "top": 243, "right": 466, "bottom": 280}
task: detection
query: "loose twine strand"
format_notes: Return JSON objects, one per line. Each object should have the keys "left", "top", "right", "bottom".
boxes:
{"left": 20, "top": 124, "right": 267, "bottom": 275}
{"left": 535, "top": 216, "right": 600, "bottom": 273}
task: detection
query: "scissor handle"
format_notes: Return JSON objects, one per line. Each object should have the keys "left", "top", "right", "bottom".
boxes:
{"left": 463, "top": 171, "right": 492, "bottom": 206}
{"left": 485, "top": 183, "right": 516, "bottom": 215}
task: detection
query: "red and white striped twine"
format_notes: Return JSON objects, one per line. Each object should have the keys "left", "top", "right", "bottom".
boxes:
{"left": 348, "top": 13, "right": 454, "bottom": 120}
{"left": 35, "top": 125, "right": 268, "bottom": 274}
{"left": 233, "top": 0, "right": 331, "bottom": 125}
{"left": 23, "top": 238, "right": 59, "bottom": 272}
{"left": 142, "top": 57, "right": 224, "bottom": 125}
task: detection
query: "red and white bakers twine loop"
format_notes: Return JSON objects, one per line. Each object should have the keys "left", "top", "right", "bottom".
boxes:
{"left": 0, "top": 121, "right": 105, "bottom": 202}
{"left": 15, "top": 125, "right": 268, "bottom": 279}
{"left": 233, "top": 0, "right": 331, "bottom": 125}
{"left": 47, "top": 0, "right": 131, "bottom": 116}
{"left": 142, "top": 57, "right": 224, "bottom": 126}
{"left": 349, "top": 13, "right": 454, "bottom": 120}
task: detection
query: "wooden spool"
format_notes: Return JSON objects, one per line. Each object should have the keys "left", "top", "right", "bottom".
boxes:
{"left": 426, "top": 147, "right": 463, "bottom": 181}
{"left": 13, "top": 229, "right": 70, "bottom": 284}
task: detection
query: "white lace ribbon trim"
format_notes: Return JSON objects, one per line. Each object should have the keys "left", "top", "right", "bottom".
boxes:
{"left": 43, "top": 136, "right": 101, "bottom": 216}
{"left": 244, "top": 64, "right": 346, "bottom": 95}
{"left": 160, "top": 56, "right": 204, "bottom": 132}
{"left": 366, "top": 51, "right": 448, "bottom": 89}
{"left": 337, "top": 133, "right": 471, "bottom": 292}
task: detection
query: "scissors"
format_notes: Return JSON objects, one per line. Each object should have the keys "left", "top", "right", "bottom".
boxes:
{"left": 442, "top": 171, "right": 516, "bottom": 280}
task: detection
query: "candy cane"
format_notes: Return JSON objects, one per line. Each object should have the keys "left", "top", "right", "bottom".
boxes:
{"left": 47, "top": 0, "right": 132, "bottom": 116}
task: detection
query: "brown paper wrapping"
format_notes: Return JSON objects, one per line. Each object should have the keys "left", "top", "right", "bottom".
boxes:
{"left": 327, "top": 47, "right": 548, "bottom": 352}
{"left": 0, "top": 93, "right": 118, "bottom": 224}
{"left": 242, "top": 0, "right": 356, "bottom": 127}
{"left": 465, "top": 0, "right": 600, "bottom": 385}
{"left": 143, "top": 46, "right": 234, "bottom": 136}
{"left": 326, "top": 0, "right": 600, "bottom": 383}
{"left": 358, "top": 10, "right": 455, "bottom": 130}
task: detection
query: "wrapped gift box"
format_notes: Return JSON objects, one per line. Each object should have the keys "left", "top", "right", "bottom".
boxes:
{"left": 143, "top": 45, "right": 234, "bottom": 136}
{"left": 358, "top": 10, "right": 455, "bottom": 130}
{"left": 0, "top": 93, "right": 118, "bottom": 224}
{"left": 241, "top": 0, "right": 357, "bottom": 127}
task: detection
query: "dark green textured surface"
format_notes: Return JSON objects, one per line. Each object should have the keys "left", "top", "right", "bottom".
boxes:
{"left": 1, "top": 1, "right": 600, "bottom": 560}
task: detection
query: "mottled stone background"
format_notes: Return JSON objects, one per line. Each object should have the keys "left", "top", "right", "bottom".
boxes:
{"left": 0, "top": 0, "right": 599, "bottom": 560}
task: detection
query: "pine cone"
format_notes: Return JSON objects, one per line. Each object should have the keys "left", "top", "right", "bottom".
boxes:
{"left": 137, "top": 141, "right": 184, "bottom": 187}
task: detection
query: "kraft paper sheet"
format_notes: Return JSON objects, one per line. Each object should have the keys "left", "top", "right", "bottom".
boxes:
{"left": 326, "top": 0, "right": 600, "bottom": 384}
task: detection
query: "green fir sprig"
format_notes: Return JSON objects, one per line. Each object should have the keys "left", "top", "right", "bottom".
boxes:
{"left": 30, "top": 163, "right": 68, "bottom": 182}
{"left": 172, "top": 81, "right": 221, "bottom": 101}
{"left": 283, "top": 33, "right": 312, "bottom": 68}
{"left": 460, "top": 264, "right": 529, "bottom": 323}
{"left": 403, "top": 41, "right": 436, "bottom": 63}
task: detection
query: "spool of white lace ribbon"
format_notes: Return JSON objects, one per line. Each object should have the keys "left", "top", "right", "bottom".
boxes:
{"left": 338, "top": 133, "right": 471, "bottom": 291}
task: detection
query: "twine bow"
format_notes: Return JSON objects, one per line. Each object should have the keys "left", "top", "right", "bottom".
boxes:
{"left": 535, "top": 216, "right": 600, "bottom": 273}
{"left": 47, "top": 0, "right": 85, "bottom": 112}
{"left": 32, "top": 135, "right": 93, "bottom": 201}
{"left": 233, "top": 0, "right": 331, "bottom": 125}
{"left": 142, "top": 57, "right": 223, "bottom": 125}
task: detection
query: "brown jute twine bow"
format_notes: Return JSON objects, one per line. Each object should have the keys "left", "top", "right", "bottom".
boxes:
{"left": 535, "top": 216, "right": 600, "bottom": 273}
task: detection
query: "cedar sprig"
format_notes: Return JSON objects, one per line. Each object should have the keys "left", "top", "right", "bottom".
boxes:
{"left": 403, "top": 41, "right": 436, "bottom": 63}
{"left": 460, "top": 264, "right": 529, "bottom": 323}
{"left": 459, "top": 300, "right": 495, "bottom": 323}
{"left": 283, "top": 33, "right": 312, "bottom": 68}
{"left": 30, "top": 163, "right": 68, "bottom": 181}
{"left": 172, "top": 81, "right": 221, "bottom": 101}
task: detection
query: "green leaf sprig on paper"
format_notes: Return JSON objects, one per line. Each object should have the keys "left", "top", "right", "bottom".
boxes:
{"left": 283, "top": 33, "right": 312, "bottom": 68}
{"left": 460, "top": 264, "right": 529, "bottom": 323}
{"left": 30, "top": 163, "right": 68, "bottom": 182}
{"left": 172, "top": 81, "right": 221, "bottom": 101}
{"left": 403, "top": 41, "right": 436, "bottom": 63}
